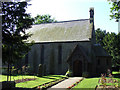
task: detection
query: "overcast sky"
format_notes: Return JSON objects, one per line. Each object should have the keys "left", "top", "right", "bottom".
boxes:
{"left": 26, "top": 0, "right": 119, "bottom": 34}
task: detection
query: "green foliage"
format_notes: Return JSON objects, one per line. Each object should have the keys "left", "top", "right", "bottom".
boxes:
{"left": 38, "top": 64, "right": 43, "bottom": 77}
{"left": 82, "top": 72, "right": 89, "bottom": 78}
{"left": 103, "top": 32, "right": 120, "bottom": 66}
{"left": 99, "top": 73, "right": 120, "bottom": 88}
{"left": 95, "top": 28, "right": 106, "bottom": 46}
{"left": 11, "top": 66, "right": 17, "bottom": 75}
{"left": 25, "top": 65, "right": 31, "bottom": 75}
{"left": 2, "top": 2, "right": 34, "bottom": 63}
{"left": 100, "top": 74, "right": 107, "bottom": 87}
{"left": 108, "top": 1, "right": 120, "bottom": 22}
{"left": 2, "top": 2, "right": 34, "bottom": 65}
{"left": 2, "top": 2, "right": 34, "bottom": 81}
{"left": 34, "top": 14, "right": 57, "bottom": 24}
{"left": 112, "top": 71, "right": 120, "bottom": 74}
{"left": 95, "top": 28, "right": 120, "bottom": 66}
{"left": 65, "top": 69, "right": 72, "bottom": 77}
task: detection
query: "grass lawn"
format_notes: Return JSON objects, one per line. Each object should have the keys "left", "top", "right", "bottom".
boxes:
{"left": 112, "top": 71, "right": 120, "bottom": 74}
{"left": 74, "top": 77, "right": 120, "bottom": 89}
{"left": 0, "top": 74, "right": 66, "bottom": 88}
{"left": 112, "top": 71, "right": 120, "bottom": 78}
{"left": 74, "top": 78, "right": 99, "bottom": 89}
{"left": 0, "top": 74, "right": 38, "bottom": 82}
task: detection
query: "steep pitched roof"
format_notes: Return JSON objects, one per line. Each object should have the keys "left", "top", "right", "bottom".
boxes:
{"left": 67, "top": 45, "right": 91, "bottom": 62}
{"left": 26, "top": 19, "right": 93, "bottom": 43}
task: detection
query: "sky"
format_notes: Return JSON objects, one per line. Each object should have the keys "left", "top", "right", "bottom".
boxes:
{"left": 26, "top": 0, "right": 119, "bottom": 34}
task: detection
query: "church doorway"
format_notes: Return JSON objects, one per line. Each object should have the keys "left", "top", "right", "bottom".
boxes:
{"left": 73, "top": 60, "right": 82, "bottom": 76}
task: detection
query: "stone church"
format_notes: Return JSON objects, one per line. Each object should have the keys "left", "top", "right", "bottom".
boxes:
{"left": 22, "top": 8, "right": 112, "bottom": 76}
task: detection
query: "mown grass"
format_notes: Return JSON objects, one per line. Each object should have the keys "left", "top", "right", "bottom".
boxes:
{"left": 112, "top": 71, "right": 120, "bottom": 74}
{"left": 0, "top": 74, "right": 37, "bottom": 82}
{"left": 74, "top": 78, "right": 99, "bottom": 89}
{"left": 0, "top": 74, "right": 66, "bottom": 88}
{"left": 74, "top": 77, "right": 120, "bottom": 89}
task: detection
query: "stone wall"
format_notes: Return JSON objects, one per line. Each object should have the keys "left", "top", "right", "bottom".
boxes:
{"left": 96, "top": 56, "right": 112, "bottom": 76}
{"left": 21, "top": 41, "right": 111, "bottom": 77}
{"left": 23, "top": 41, "right": 92, "bottom": 75}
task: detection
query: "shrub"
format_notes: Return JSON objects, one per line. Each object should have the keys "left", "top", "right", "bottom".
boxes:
{"left": 100, "top": 74, "right": 107, "bottom": 87}
{"left": 65, "top": 69, "right": 72, "bottom": 77}
{"left": 118, "top": 80, "right": 120, "bottom": 88}
{"left": 82, "top": 72, "right": 89, "bottom": 77}
{"left": 25, "top": 65, "right": 30, "bottom": 75}
{"left": 22, "top": 65, "right": 26, "bottom": 75}
{"left": 38, "top": 64, "right": 43, "bottom": 77}
{"left": 18, "top": 69, "right": 21, "bottom": 74}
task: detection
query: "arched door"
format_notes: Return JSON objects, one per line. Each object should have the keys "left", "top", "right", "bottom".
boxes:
{"left": 73, "top": 60, "right": 82, "bottom": 76}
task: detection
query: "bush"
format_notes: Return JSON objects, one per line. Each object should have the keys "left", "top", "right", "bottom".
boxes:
{"left": 82, "top": 72, "right": 89, "bottom": 77}
{"left": 38, "top": 64, "right": 43, "bottom": 77}
{"left": 65, "top": 69, "right": 72, "bottom": 77}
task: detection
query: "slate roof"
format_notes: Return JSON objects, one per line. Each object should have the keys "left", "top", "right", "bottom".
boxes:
{"left": 93, "top": 44, "right": 110, "bottom": 57}
{"left": 26, "top": 19, "right": 93, "bottom": 43}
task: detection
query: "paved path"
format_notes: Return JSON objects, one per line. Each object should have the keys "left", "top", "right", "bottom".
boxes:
{"left": 47, "top": 77, "right": 83, "bottom": 90}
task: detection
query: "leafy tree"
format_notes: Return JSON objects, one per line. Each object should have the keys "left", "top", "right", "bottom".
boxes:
{"left": 95, "top": 28, "right": 106, "bottom": 46}
{"left": 114, "top": 33, "right": 120, "bottom": 66}
{"left": 108, "top": 0, "right": 120, "bottom": 22}
{"left": 34, "top": 14, "right": 57, "bottom": 24}
{"left": 95, "top": 28, "right": 120, "bottom": 66}
{"left": 2, "top": 2, "right": 34, "bottom": 81}
{"left": 103, "top": 32, "right": 117, "bottom": 66}
{"left": 103, "top": 32, "right": 120, "bottom": 66}
{"left": 107, "top": 0, "right": 120, "bottom": 66}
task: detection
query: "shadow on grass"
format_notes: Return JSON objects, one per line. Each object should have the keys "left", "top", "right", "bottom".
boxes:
{"left": 39, "top": 75, "right": 66, "bottom": 81}
{"left": 42, "top": 75, "right": 65, "bottom": 79}
{"left": 2, "top": 87, "right": 36, "bottom": 90}
{"left": 2, "top": 74, "right": 35, "bottom": 76}
{"left": 113, "top": 74, "right": 120, "bottom": 78}
{"left": 41, "top": 77, "right": 58, "bottom": 80}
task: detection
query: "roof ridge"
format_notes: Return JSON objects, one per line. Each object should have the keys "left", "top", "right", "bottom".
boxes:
{"left": 33, "top": 19, "right": 89, "bottom": 25}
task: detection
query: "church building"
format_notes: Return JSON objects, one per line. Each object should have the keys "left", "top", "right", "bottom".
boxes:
{"left": 22, "top": 8, "right": 112, "bottom": 76}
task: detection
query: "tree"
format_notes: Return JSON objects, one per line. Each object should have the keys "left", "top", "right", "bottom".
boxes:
{"left": 95, "top": 29, "right": 120, "bottom": 66}
{"left": 114, "top": 33, "right": 120, "bottom": 66}
{"left": 103, "top": 32, "right": 117, "bottom": 66}
{"left": 34, "top": 14, "right": 57, "bottom": 24}
{"left": 108, "top": 0, "right": 120, "bottom": 22}
{"left": 95, "top": 28, "right": 106, "bottom": 46}
{"left": 2, "top": 2, "right": 34, "bottom": 81}
{"left": 103, "top": 32, "right": 120, "bottom": 66}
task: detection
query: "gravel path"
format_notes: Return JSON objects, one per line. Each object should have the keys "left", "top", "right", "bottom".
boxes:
{"left": 47, "top": 77, "right": 83, "bottom": 90}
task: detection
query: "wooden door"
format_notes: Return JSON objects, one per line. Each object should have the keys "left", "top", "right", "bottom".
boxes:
{"left": 73, "top": 60, "right": 82, "bottom": 76}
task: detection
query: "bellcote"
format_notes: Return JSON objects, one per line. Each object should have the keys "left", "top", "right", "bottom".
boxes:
{"left": 89, "top": 7, "right": 94, "bottom": 23}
